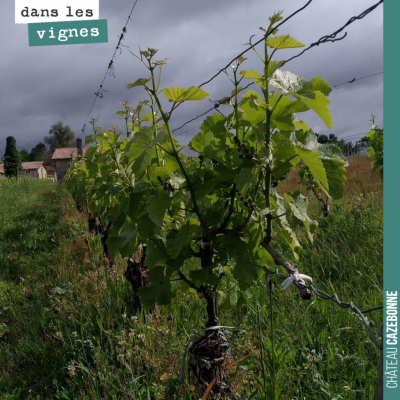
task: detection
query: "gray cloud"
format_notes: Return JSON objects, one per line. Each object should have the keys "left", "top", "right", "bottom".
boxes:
{"left": 0, "top": 0, "right": 383, "bottom": 155}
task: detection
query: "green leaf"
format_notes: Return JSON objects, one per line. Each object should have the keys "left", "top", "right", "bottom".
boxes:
{"left": 146, "top": 193, "right": 172, "bottom": 228}
{"left": 214, "top": 235, "right": 264, "bottom": 290}
{"left": 126, "top": 78, "right": 151, "bottom": 89}
{"left": 234, "top": 168, "right": 257, "bottom": 194}
{"left": 293, "top": 92, "right": 332, "bottom": 129}
{"left": 295, "top": 130, "right": 347, "bottom": 163}
{"left": 139, "top": 266, "right": 172, "bottom": 307}
{"left": 239, "top": 90, "right": 266, "bottom": 128}
{"left": 115, "top": 110, "right": 127, "bottom": 116}
{"left": 245, "top": 222, "right": 263, "bottom": 253}
{"left": 270, "top": 70, "right": 306, "bottom": 94}
{"left": 239, "top": 70, "right": 265, "bottom": 88}
{"left": 285, "top": 191, "right": 318, "bottom": 242}
{"left": 190, "top": 264, "right": 220, "bottom": 287}
{"left": 145, "top": 240, "right": 168, "bottom": 269}
{"left": 166, "top": 221, "right": 201, "bottom": 259}
{"left": 322, "top": 159, "right": 347, "bottom": 200}
{"left": 269, "top": 13, "right": 283, "bottom": 24}
{"left": 272, "top": 132, "right": 299, "bottom": 179}
{"left": 162, "top": 86, "right": 209, "bottom": 102}
{"left": 266, "top": 35, "right": 305, "bottom": 49}
{"left": 189, "top": 130, "right": 231, "bottom": 166}
{"left": 294, "top": 146, "right": 329, "bottom": 191}
{"left": 267, "top": 61, "right": 284, "bottom": 78}
{"left": 190, "top": 131, "right": 219, "bottom": 154}
{"left": 294, "top": 118, "right": 310, "bottom": 131}
{"left": 297, "top": 76, "right": 332, "bottom": 97}
{"left": 271, "top": 95, "right": 309, "bottom": 118}
{"left": 107, "top": 221, "right": 138, "bottom": 259}
{"left": 200, "top": 113, "right": 227, "bottom": 135}
{"left": 125, "top": 127, "right": 159, "bottom": 179}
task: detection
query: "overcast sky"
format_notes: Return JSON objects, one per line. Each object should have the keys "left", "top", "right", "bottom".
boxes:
{"left": 0, "top": 0, "right": 383, "bottom": 156}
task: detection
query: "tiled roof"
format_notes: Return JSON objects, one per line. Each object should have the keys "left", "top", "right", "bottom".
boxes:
{"left": 22, "top": 161, "right": 44, "bottom": 170}
{"left": 51, "top": 147, "right": 88, "bottom": 160}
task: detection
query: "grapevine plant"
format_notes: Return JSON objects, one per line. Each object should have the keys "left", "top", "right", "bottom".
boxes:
{"left": 67, "top": 12, "right": 348, "bottom": 393}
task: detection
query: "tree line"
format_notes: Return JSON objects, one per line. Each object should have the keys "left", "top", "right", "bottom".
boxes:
{"left": 1, "top": 122, "right": 75, "bottom": 177}
{"left": 19, "top": 121, "right": 76, "bottom": 164}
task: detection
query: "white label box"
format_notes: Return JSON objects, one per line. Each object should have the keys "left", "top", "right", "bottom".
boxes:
{"left": 15, "top": 0, "right": 99, "bottom": 24}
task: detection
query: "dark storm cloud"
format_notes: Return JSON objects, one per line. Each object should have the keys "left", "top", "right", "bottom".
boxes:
{"left": 0, "top": 0, "right": 383, "bottom": 155}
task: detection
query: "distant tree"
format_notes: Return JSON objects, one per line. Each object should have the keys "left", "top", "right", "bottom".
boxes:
{"left": 30, "top": 142, "right": 49, "bottom": 161}
{"left": 316, "top": 133, "right": 329, "bottom": 144}
{"left": 316, "top": 133, "right": 339, "bottom": 144}
{"left": 3, "top": 136, "right": 22, "bottom": 177}
{"left": 20, "top": 149, "right": 30, "bottom": 162}
{"left": 44, "top": 122, "right": 75, "bottom": 151}
{"left": 359, "top": 136, "right": 369, "bottom": 150}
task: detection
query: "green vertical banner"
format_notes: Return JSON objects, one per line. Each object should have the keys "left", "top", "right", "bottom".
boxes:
{"left": 28, "top": 19, "right": 108, "bottom": 46}
{"left": 384, "top": 1, "right": 399, "bottom": 399}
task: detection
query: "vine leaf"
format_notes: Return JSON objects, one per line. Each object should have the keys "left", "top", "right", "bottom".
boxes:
{"left": 240, "top": 90, "right": 266, "bottom": 127}
{"left": 162, "top": 86, "right": 209, "bottom": 102}
{"left": 270, "top": 70, "right": 306, "bottom": 93}
{"left": 266, "top": 35, "right": 305, "bottom": 49}
{"left": 146, "top": 193, "right": 172, "bottom": 228}
{"left": 125, "top": 127, "right": 162, "bottom": 180}
{"left": 297, "top": 76, "right": 332, "bottom": 97}
{"left": 239, "top": 70, "right": 265, "bottom": 88}
{"left": 294, "top": 146, "right": 329, "bottom": 192}
{"left": 190, "top": 265, "right": 220, "bottom": 287}
{"left": 139, "top": 266, "right": 173, "bottom": 307}
{"left": 234, "top": 168, "right": 257, "bottom": 194}
{"left": 295, "top": 130, "right": 347, "bottom": 163}
{"left": 270, "top": 70, "right": 333, "bottom": 129}
{"left": 126, "top": 78, "right": 151, "bottom": 89}
{"left": 284, "top": 191, "right": 318, "bottom": 242}
{"left": 200, "top": 113, "right": 227, "bottom": 136}
{"left": 166, "top": 221, "right": 201, "bottom": 259}
{"left": 293, "top": 92, "right": 332, "bottom": 129}
{"left": 322, "top": 159, "right": 347, "bottom": 200}
{"left": 145, "top": 240, "right": 168, "bottom": 269}
{"left": 267, "top": 60, "right": 285, "bottom": 78}
{"left": 107, "top": 221, "right": 138, "bottom": 259}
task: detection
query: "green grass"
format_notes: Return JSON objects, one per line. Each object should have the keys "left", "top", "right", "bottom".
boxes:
{"left": 0, "top": 179, "right": 382, "bottom": 399}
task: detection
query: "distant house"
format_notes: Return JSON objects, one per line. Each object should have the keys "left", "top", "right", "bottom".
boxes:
{"left": 0, "top": 163, "right": 4, "bottom": 178}
{"left": 51, "top": 139, "right": 87, "bottom": 180}
{"left": 45, "top": 166, "right": 57, "bottom": 182}
{"left": 22, "top": 161, "right": 48, "bottom": 179}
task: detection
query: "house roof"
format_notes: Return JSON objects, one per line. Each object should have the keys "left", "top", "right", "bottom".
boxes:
{"left": 22, "top": 161, "right": 44, "bottom": 170}
{"left": 51, "top": 147, "right": 88, "bottom": 160}
{"left": 45, "top": 166, "right": 56, "bottom": 172}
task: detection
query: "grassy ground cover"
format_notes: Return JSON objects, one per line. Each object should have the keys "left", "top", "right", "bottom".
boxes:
{"left": 0, "top": 163, "right": 382, "bottom": 399}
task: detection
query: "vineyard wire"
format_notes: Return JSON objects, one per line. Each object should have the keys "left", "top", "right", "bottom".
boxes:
{"left": 172, "top": 81, "right": 254, "bottom": 134}
{"left": 282, "top": 0, "right": 383, "bottom": 66}
{"left": 173, "top": 73, "right": 382, "bottom": 136}
{"left": 333, "top": 72, "right": 383, "bottom": 88}
{"left": 78, "top": 0, "right": 314, "bottom": 137}
{"left": 80, "top": 0, "right": 140, "bottom": 137}
{"left": 78, "top": 0, "right": 382, "bottom": 137}
{"left": 185, "top": 0, "right": 315, "bottom": 90}
{"left": 171, "top": 1, "right": 383, "bottom": 134}
{"left": 216, "top": 247, "right": 383, "bottom": 349}
{"left": 340, "top": 133, "right": 369, "bottom": 140}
